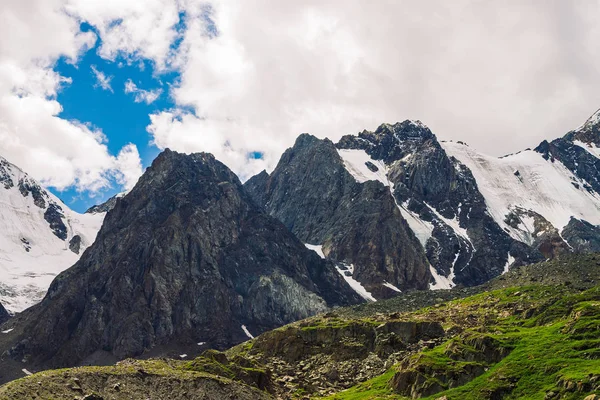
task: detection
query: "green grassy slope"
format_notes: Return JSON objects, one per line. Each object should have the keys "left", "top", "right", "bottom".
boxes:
{"left": 325, "top": 286, "right": 600, "bottom": 399}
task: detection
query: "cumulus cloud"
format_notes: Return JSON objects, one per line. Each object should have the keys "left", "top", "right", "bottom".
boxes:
{"left": 0, "top": 0, "right": 143, "bottom": 194}
{"left": 124, "top": 79, "right": 162, "bottom": 104}
{"left": 91, "top": 65, "right": 113, "bottom": 92}
{"left": 114, "top": 144, "right": 144, "bottom": 189}
{"left": 6, "top": 0, "right": 600, "bottom": 189}
{"left": 144, "top": 1, "right": 600, "bottom": 178}
{"left": 64, "top": 0, "right": 182, "bottom": 70}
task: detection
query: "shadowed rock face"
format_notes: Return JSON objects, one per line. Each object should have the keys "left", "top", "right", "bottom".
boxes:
{"left": 245, "top": 124, "right": 543, "bottom": 293}
{"left": 562, "top": 218, "right": 600, "bottom": 253}
{"left": 4, "top": 149, "right": 361, "bottom": 370}
{"left": 244, "top": 134, "right": 431, "bottom": 298}
{"left": 0, "top": 302, "right": 9, "bottom": 324}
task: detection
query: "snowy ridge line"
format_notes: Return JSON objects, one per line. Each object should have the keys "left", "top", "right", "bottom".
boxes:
{"left": 573, "top": 140, "right": 600, "bottom": 159}
{"left": 0, "top": 155, "right": 104, "bottom": 312}
{"left": 442, "top": 141, "right": 600, "bottom": 240}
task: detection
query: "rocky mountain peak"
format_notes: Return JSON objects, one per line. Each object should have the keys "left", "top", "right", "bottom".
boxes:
{"left": 337, "top": 120, "right": 439, "bottom": 165}
{"left": 374, "top": 120, "right": 433, "bottom": 138}
{"left": 534, "top": 108, "right": 600, "bottom": 194}
{"left": 566, "top": 108, "right": 600, "bottom": 146}
{"left": 3, "top": 148, "right": 360, "bottom": 370}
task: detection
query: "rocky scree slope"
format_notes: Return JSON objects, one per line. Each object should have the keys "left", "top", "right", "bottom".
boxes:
{"left": 0, "top": 156, "right": 103, "bottom": 313}
{"left": 0, "top": 149, "right": 362, "bottom": 380}
{"left": 4, "top": 254, "right": 600, "bottom": 399}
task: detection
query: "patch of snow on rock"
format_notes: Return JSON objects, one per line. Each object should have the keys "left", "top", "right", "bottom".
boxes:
{"left": 242, "top": 325, "right": 254, "bottom": 339}
{"left": 429, "top": 265, "right": 455, "bottom": 290}
{"left": 573, "top": 140, "right": 600, "bottom": 159}
{"left": 304, "top": 244, "right": 325, "bottom": 259}
{"left": 335, "top": 263, "right": 376, "bottom": 302}
{"left": 503, "top": 252, "right": 515, "bottom": 275}
{"left": 383, "top": 281, "right": 402, "bottom": 293}
{"left": 441, "top": 141, "right": 600, "bottom": 238}
{"left": 337, "top": 149, "right": 389, "bottom": 186}
{"left": 396, "top": 201, "right": 434, "bottom": 247}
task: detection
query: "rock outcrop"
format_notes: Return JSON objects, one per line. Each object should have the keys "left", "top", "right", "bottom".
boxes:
{"left": 0, "top": 301, "right": 9, "bottom": 324}
{"left": 244, "top": 134, "right": 431, "bottom": 299}
{"left": 337, "top": 121, "right": 541, "bottom": 287}
{"left": 85, "top": 193, "right": 122, "bottom": 214}
{"left": 3, "top": 149, "right": 361, "bottom": 372}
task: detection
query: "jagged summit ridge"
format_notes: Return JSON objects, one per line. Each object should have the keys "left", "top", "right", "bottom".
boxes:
{"left": 244, "top": 133, "right": 431, "bottom": 299}
{"left": 247, "top": 110, "right": 600, "bottom": 295}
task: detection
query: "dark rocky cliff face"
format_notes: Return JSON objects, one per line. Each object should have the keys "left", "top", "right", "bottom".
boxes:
{"left": 533, "top": 112, "right": 600, "bottom": 250}
{"left": 0, "top": 302, "right": 9, "bottom": 324}
{"left": 246, "top": 123, "right": 542, "bottom": 293}
{"left": 535, "top": 110, "right": 600, "bottom": 195}
{"left": 337, "top": 122, "right": 542, "bottom": 287}
{"left": 4, "top": 149, "right": 361, "bottom": 370}
{"left": 244, "top": 134, "right": 431, "bottom": 298}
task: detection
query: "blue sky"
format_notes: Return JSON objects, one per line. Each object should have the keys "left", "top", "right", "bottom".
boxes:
{"left": 51, "top": 23, "right": 179, "bottom": 212}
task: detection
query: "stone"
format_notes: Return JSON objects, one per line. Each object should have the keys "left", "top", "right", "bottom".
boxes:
{"left": 69, "top": 235, "right": 82, "bottom": 254}
{"left": 244, "top": 133, "right": 430, "bottom": 298}
{"left": 44, "top": 203, "right": 68, "bottom": 241}
{"left": 2, "top": 149, "right": 361, "bottom": 371}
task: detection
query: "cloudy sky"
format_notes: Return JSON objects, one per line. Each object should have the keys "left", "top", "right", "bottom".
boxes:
{"left": 3, "top": 0, "right": 600, "bottom": 211}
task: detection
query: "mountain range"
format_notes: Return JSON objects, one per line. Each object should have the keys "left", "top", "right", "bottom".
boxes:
{"left": 0, "top": 156, "right": 102, "bottom": 313}
{"left": 1, "top": 109, "right": 600, "bottom": 389}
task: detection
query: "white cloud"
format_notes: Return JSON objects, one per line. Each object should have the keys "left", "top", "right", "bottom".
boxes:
{"left": 64, "top": 0, "right": 182, "bottom": 70}
{"left": 124, "top": 79, "right": 162, "bottom": 104}
{"left": 145, "top": 1, "right": 600, "bottom": 178}
{"left": 0, "top": 0, "right": 143, "bottom": 195}
{"left": 5, "top": 0, "right": 600, "bottom": 192}
{"left": 91, "top": 65, "right": 113, "bottom": 92}
{"left": 114, "top": 144, "right": 143, "bottom": 189}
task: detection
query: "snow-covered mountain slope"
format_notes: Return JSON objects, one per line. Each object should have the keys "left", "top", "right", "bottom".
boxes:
{"left": 442, "top": 141, "right": 600, "bottom": 244}
{"left": 0, "top": 156, "right": 103, "bottom": 313}
{"left": 331, "top": 112, "right": 600, "bottom": 288}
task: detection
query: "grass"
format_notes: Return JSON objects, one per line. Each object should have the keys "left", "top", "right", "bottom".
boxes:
{"left": 2, "top": 283, "right": 600, "bottom": 399}
{"left": 323, "top": 285, "right": 600, "bottom": 399}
